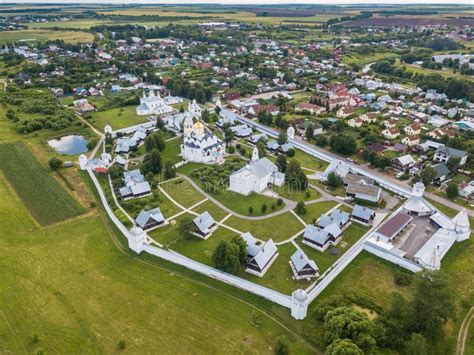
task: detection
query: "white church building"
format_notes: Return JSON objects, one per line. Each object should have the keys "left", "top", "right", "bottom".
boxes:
{"left": 181, "top": 100, "right": 225, "bottom": 164}
{"left": 136, "top": 91, "right": 173, "bottom": 116}
{"left": 229, "top": 147, "right": 285, "bottom": 196}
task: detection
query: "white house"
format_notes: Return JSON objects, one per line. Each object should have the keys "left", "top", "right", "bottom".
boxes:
{"left": 136, "top": 91, "right": 173, "bottom": 116}
{"left": 229, "top": 147, "right": 285, "bottom": 196}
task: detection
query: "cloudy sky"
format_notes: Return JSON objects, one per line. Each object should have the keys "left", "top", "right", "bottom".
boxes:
{"left": 9, "top": 0, "right": 474, "bottom": 4}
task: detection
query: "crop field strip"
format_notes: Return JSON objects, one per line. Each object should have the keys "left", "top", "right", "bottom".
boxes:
{"left": 0, "top": 141, "right": 84, "bottom": 226}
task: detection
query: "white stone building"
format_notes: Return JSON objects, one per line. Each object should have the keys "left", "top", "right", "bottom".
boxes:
{"left": 136, "top": 91, "right": 173, "bottom": 116}
{"left": 229, "top": 147, "right": 285, "bottom": 196}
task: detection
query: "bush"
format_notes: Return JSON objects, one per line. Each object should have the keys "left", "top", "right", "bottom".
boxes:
{"left": 48, "top": 157, "right": 62, "bottom": 170}
{"left": 277, "top": 198, "right": 283, "bottom": 206}
{"left": 393, "top": 269, "right": 413, "bottom": 286}
{"left": 117, "top": 339, "right": 127, "bottom": 350}
{"left": 248, "top": 206, "right": 253, "bottom": 215}
{"left": 295, "top": 201, "right": 306, "bottom": 215}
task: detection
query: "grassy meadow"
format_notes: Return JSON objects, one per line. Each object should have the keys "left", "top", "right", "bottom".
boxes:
{"left": 0, "top": 142, "right": 84, "bottom": 226}
{"left": 0, "top": 29, "right": 94, "bottom": 44}
{"left": 0, "top": 175, "right": 315, "bottom": 354}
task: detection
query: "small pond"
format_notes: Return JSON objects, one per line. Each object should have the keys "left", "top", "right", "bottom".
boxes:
{"left": 48, "top": 135, "right": 88, "bottom": 155}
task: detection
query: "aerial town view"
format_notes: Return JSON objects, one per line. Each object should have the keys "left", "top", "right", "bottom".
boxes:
{"left": 0, "top": 1, "right": 473, "bottom": 354}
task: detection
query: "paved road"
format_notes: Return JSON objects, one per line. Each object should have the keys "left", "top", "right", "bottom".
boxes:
{"left": 178, "top": 174, "right": 298, "bottom": 220}
{"left": 228, "top": 110, "right": 473, "bottom": 217}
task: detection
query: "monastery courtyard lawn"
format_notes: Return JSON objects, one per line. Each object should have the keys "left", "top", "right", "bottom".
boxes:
{"left": 223, "top": 212, "right": 304, "bottom": 243}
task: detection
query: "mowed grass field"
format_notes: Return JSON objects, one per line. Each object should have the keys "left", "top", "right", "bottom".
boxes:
{"left": 0, "top": 142, "right": 84, "bottom": 225}
{"left": 0, "top": 175, "right": 315, "bottom": 354}
{"left": 0, "top": 29, "right": 93, "bottom": 44}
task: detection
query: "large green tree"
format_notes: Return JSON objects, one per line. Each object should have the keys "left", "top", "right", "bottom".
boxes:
{"left": 286, "top": 159, "right": 308, "bottom": 191}
{"left": 324, "top": 307, "right": 376, "bottom": 352}
{"left": 325, "top": 339, "right": 364, "bottom": 355}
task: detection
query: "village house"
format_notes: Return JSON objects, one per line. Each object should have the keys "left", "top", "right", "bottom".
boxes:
{"left": 433, "top": 146, "right": 468, "bottom": 166}
{"left": 459, "top": 181, "right": 474, "bottom": 199}
{"left": 242, "top": 233, "right": 279, "bottom": 277}
{"left": 432, "top": 163, "right": 452, "bottom": 185}
{"left": 336, "top": 107, "right": 354, "bottom": 118}
{"left": 404, "top": 123, "right": 422, "bottom": 136}
{"left": 401, "top": 135, "right": 421, "bottom": 147}
{"left": 428, "top": 127, "right": 456, "bottom": 140}
{"left": 295, "top": 102, "right": 325, "bottom": 115}
{"left": 302, "top": 223, "right": 343, "bottom": 252}
{"left": 382, "top": 127, "right": 401, "bottom": 140}
{"left": 319, "top": 208, "right": 350, "bottom": 229}
{"left": 119, "top": 169, "right": 151, "bottom": 199}
{"left": 348, "top": 117, "right": 363, "bottom": 128}
{"left": 392, "top": 155, "right": 416, "bottom": 171}
{"left": 290, "top": 248, "right": 319, "bottom": 279}
{"left": 193, "top": 211, "right": 217, "bottom": 239}
{"left": 383, "top": 119, "right": 397, "bottom": 129}
{"left": 351, "top": 205, "right": 375, "bottom": 225}
{"left": 135, "top": 208, "right": 165, "bottom": 230}
{"left": 73, "top": 98, "right": 95, "bottom": 113}
{"left": 359, "top": 112, "right": 377, "bottom": 123}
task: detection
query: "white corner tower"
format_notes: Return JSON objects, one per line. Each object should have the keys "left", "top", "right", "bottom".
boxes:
{"left": 412, "top": 182, "right": 425, "bottom": 198}
{"left": 128, "top": 226, "right": 147, "bottom": 254}
{"left": 291, "top": 289, "right": 309, "bottom": 320}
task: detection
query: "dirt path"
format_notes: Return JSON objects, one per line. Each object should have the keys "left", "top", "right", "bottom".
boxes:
{"left": 178, "top": 173, "right": 298, "bottom": 221}
{"left": 457, "top": 307, "right": 474, "bottom": 355}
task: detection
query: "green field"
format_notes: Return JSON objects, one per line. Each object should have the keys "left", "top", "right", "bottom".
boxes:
{"left": 0, "top": 176, "right": 314, "bottom": 353}
{"left": 88, "top": 105, "right": 148, "bottom": 131}
{"left": 0, "top": 142, "right": 84, "bottom": 225}
{"left": 0, "top": 29, "right": 93, "bottom": 44}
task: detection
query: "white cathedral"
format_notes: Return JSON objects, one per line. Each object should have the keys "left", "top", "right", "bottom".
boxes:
{"left": 136, "top": 91, "right": 173, "bottom": 116}
{"left": 180, "top": 100, "right": 225, "bottom": 164}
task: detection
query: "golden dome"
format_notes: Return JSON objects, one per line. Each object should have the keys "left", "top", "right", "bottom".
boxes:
{"left": 193, "top": 120, "right": 204, "bottom": 129}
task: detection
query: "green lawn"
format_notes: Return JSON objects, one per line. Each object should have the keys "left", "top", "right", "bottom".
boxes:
{"left": 160, "top": 178, "right": 206, "bottom": 208}
{"left": 300, "top": 201, "right": 338, "bottom": 224}
{"left": 191, "top": 199, "right": 229, "bottom": 222}
{"left": 0, "top": 176, "right": 313, "bottom": 353}
{"left": 239, "top": 242, "right": 314, "bottom": 295}
{"left": 0, "top": 141, "right": 84, "bottom": 225}
{"left": 224, "top": 212, "right": 304, "bottom": 242}
{"left": 161, "top": 137, "right": 182, "bottom": 165}
{"left": 213, "top": 190, "right": 285, "bottom": 216}
{"left": 168, "top": 225, "right": 239, "bottom": 265}
{"left": 292, "top": 149, "right": 329, "bottom": 172}
{"left": 273, "top": 184, "right": 322, "bottom": 202}
{"left": 88, "top": 106, "right": 148, "bottom": 131}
